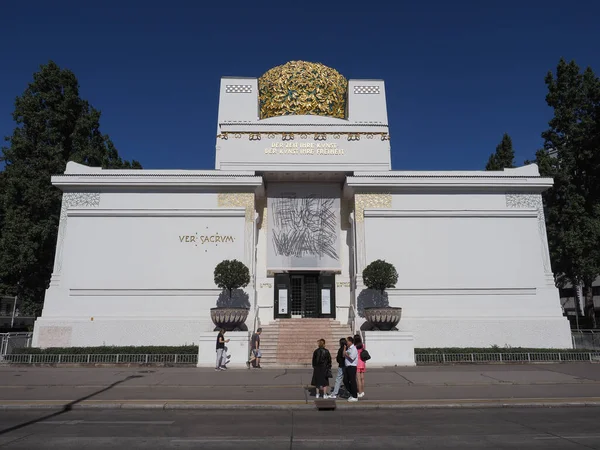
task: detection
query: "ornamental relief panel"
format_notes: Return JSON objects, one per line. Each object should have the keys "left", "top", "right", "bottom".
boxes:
{"left": 505, "top": 193, "right": 552, "bottom": 274}
{"left": 354, "top": 193, "right": 392, "bottom": 222}
{"left": 55, "top": 192, "right": 101, "bottom": 275}
{"left": 217, "top": 193, "right": 255, "bottom": 223}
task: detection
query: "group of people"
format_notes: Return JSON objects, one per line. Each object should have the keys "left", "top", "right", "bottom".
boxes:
{"left": 311, "top": 334, "right": 367, "bottom": 402}
{"left": 215, "top": 328, "right": 263, "bottom": 371}
{"left": 216, "top": 327, "right": 368, "bottom": 403}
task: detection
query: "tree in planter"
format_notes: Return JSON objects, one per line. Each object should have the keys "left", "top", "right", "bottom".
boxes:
{"left": 362, "top": 259, "right": 398, "bottom": 295}
{"left": 361, "top": 259, "right": 401, "bottom": 331}
{"left": 213, "top": 259, "right": 250, "bottom": 307}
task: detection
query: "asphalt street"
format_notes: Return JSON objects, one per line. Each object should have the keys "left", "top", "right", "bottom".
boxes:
{"left": 1, "top": 407, "right": 600, "bottom": 449}
{"left": 3, "top": 364, "right": 600, "bottom": 409}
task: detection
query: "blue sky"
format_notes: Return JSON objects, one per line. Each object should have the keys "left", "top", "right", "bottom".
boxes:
{"left": 1, "top": 0, "right": 598, "bottom": 172}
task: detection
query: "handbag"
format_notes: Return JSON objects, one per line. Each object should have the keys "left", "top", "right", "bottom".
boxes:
{"left": 360, "top": 349, "right": 371, "bottom": 361}
{"left": 326, "top": 367, "right": 333, "bottom": 378}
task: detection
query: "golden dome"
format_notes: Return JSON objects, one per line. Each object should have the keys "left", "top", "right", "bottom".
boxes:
{"left": 258, "top": 61, "right": 348, "bottom": 120}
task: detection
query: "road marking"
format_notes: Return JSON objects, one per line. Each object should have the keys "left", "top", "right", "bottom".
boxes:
{"left": 534, "top": 435, "right": 600, "bottom": 440}
{"left": 171, "top": 438, "right": 354, "bottom": 443}
{"left": 171, "top": 438, "right": 289, "bottom": 443}
{"left": 40, "top": 420, "right": 175, "bottom": 425}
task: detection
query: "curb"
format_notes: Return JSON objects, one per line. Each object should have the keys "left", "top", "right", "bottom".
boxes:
{"left": 3, "top": 399, "right": 600, "bottom": 410}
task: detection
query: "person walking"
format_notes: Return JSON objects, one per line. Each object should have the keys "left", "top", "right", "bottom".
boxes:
{"left": 344, "top": 336, "right": 359, "bottom": 402}
{"left": 311, "top": 339, "right": 332, "bottom": 399}
{"left": 246, "top": 328, "right": 262, "bottom": 369}
{"left": 215, "top": 329, "right": 229, "bottom": 371}
{"left": 355, "top": 334, "right": 366, "bottom": 398}
{"left": 328, "top": 338, "right": 347, "bottom": 399}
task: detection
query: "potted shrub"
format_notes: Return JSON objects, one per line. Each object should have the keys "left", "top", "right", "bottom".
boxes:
{"left": 362, "top": 259, "right": 402, "bottom": 331}
{"left": 210, "top": 259, "right": 251, "bottom": 331}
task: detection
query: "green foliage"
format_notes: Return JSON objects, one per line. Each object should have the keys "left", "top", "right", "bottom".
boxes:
{"left": 213, "top": 259, "right": 250, "bottom": 300}
{"left": 12, "top": 345, "right": 198, "bottom": 355}
{"left": 362, "top": 259, "right": 398, "bottom": 293}
{"left": 531, "top": 58, "right": 600, "bottom": 321}
{"left": 485, "top": 133, "right": 515, "bottom": 170}
{"left": 0, "top": 61, "right": 142, "bottom": 315}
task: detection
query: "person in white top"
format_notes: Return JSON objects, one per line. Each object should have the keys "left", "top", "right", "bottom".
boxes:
{"left": 344, "top": 336, "right": 359, "bottom": 402}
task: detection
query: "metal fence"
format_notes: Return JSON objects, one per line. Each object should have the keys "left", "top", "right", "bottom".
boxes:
{"left": 572, "top": 330, "right": 600, "bottom": 350}
{"left": 2, "top": 352, "right": 600, "bottom": 366}
{"left": 2, "top": 353, "right": 198, "bottom": 365}
{"left": 0, "top": 332, "right": 32, "bottom": 358}
{"left": 416, "top": 352, "right": 600, "bottom": 364}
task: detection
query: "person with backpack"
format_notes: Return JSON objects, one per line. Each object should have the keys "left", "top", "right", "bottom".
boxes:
{"left": 311, "top": 338, "right": 332, "bottom": 399}
{"left": 354, "top": 333, "right": 370, "bottom": 398}
{"left": 328, "top": 338, "right": 348, "bottom": 399}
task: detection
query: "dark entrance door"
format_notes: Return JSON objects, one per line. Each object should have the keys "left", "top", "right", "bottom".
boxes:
{"left": 274, "top": 272, "right": 336, "bottom": 319}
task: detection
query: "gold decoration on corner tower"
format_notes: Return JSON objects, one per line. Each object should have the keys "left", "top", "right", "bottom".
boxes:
{"left": 258, "top": 61, "right": 348, "bottom": 120}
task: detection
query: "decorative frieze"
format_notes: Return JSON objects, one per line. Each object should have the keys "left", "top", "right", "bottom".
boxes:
{"left": 354, "top": 193, "right": 392, "bottom": 222}
{"left": 216, "top": 131, "right": 390, "bottom": 141}
{"left": 505, "top": 193, "right": 552, "bottom": 274}
{"left": 353, "top": 85, "right": 381, "bottom": 94}
{"left": 217, "top": 193, "right": 255, "bottom": 223}
{"left": 55, "top": 192, "right": 101, "bottom": 275}
{"left": 225, "top": 85, "right": 253, "bottom": 94}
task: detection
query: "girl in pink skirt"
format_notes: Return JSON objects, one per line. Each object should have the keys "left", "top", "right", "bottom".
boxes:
{"left": 354, "top": 334, "right": 366, "bottom": 398}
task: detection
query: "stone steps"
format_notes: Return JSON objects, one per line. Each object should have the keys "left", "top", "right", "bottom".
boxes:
{"left": 255, "top": 318, "right": 352, "bottom": 366}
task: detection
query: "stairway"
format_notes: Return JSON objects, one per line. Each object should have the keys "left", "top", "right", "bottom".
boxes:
{"left": 258, "top": 319, "right": 353, "bottom": 367}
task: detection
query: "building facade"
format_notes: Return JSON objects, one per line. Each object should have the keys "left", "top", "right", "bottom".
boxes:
{"left": 32, "top": 61, "right": 573, "bottom": 349}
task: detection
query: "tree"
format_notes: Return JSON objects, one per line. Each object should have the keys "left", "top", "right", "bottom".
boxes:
{"left": 0, "top": 61, "right": 142, "bottom": 316}
{"left": 362, "top": 259, "right": 398, "bottom": 295}
{"left": 213, "top": 260, "right": 250, "bottom": 304}
{"left": 532, "top": 58, "right": 600, "bottom": 326}
{"left": 485, "top": 133, "right": 515, "bottom": 170}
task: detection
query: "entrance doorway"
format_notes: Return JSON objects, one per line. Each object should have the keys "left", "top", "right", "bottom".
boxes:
{"left": 274, "top": 272, "right": 336, "bottom": 319}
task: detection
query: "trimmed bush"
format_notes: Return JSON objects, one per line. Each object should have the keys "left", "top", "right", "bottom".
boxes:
{"left": 362, "top": 259, "right": 398, "bottom": 294}
{"left": 12, "top": 345, "right": 198, "bottom": 355}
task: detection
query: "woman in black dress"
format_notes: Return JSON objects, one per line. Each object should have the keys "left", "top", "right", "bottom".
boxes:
{"left": 311, "top": 338, "right": 332, "bottom": 399}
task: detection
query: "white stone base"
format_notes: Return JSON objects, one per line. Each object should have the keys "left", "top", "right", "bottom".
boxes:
{"left": 197, "top": 331, "right": 250, "bottom": 368}
{"left": 396, "top": 317, "right": 573, "bottom": 349}
{"left": 363, "top": 331, "right": 416, "bottom": 367}
{"left": 31, "top": 318, "right": 213, "bottom": 348}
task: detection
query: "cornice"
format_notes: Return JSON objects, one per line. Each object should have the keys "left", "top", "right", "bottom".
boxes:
{"left": 346, "top": 174, "right": 553, "bottom": 192}
{"left": 52, "top": 173, "right": 263, "bottom": 189}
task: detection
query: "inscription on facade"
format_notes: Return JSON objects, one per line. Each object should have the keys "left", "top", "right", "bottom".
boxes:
{"left": 264, "top": 142, "right": 345, "bottom": 155}
{"left": 179, "top": 233, "right": 235, "bottom": 246}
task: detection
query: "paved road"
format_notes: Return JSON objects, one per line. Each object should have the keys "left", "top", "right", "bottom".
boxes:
{"left": 2, "top": 364, "right": 600, "bottom": 409}
{"left": 1, "top": 408, "right": 600, "bottom": 448}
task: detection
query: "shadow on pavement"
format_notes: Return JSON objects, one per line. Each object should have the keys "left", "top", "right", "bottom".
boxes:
{"left": 0, "top": 374, "right": 143, "bottom": 436}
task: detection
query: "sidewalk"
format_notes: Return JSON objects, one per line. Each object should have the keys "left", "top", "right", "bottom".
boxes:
{"left": 1, "top": 363, "right": 600, "bottom": 410}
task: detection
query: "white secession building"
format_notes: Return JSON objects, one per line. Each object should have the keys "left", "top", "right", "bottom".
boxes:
{"left": 32, "top": 61, "right": 572, "bottom": 357}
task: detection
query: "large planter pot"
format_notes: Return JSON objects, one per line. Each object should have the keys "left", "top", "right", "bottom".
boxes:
{"left": 210, "top": 307, "right": 249, "bottom": 331}
{"left": 364, "top": 306, "right": 402, "bottom": 331}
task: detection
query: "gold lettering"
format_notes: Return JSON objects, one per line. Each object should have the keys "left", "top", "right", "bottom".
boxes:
{"left": 180, "top": 233, "right": 235, "bottom": 244}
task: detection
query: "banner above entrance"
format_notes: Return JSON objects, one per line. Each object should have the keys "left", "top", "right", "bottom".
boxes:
{"left": 267, "top": 183, "right": 341, "bottom": 272}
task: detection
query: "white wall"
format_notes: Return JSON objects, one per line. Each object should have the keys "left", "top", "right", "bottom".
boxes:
{"left": 63, "top": 214, "right": 246, "bottom": 290}
{"left": 355, "top": 189, "right": 572, "bottom": 349}
{"left": 364, "top": 213, "right": 543, "bottom": 289}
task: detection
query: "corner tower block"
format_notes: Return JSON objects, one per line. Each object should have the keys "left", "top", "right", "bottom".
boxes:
{"left": 347, "top": 80, "right": 388, "bottom": 124}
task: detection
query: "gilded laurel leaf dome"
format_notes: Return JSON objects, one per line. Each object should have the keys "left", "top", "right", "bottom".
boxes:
{"left": 258, "top": 61, "right": 348, "bottom": 120}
